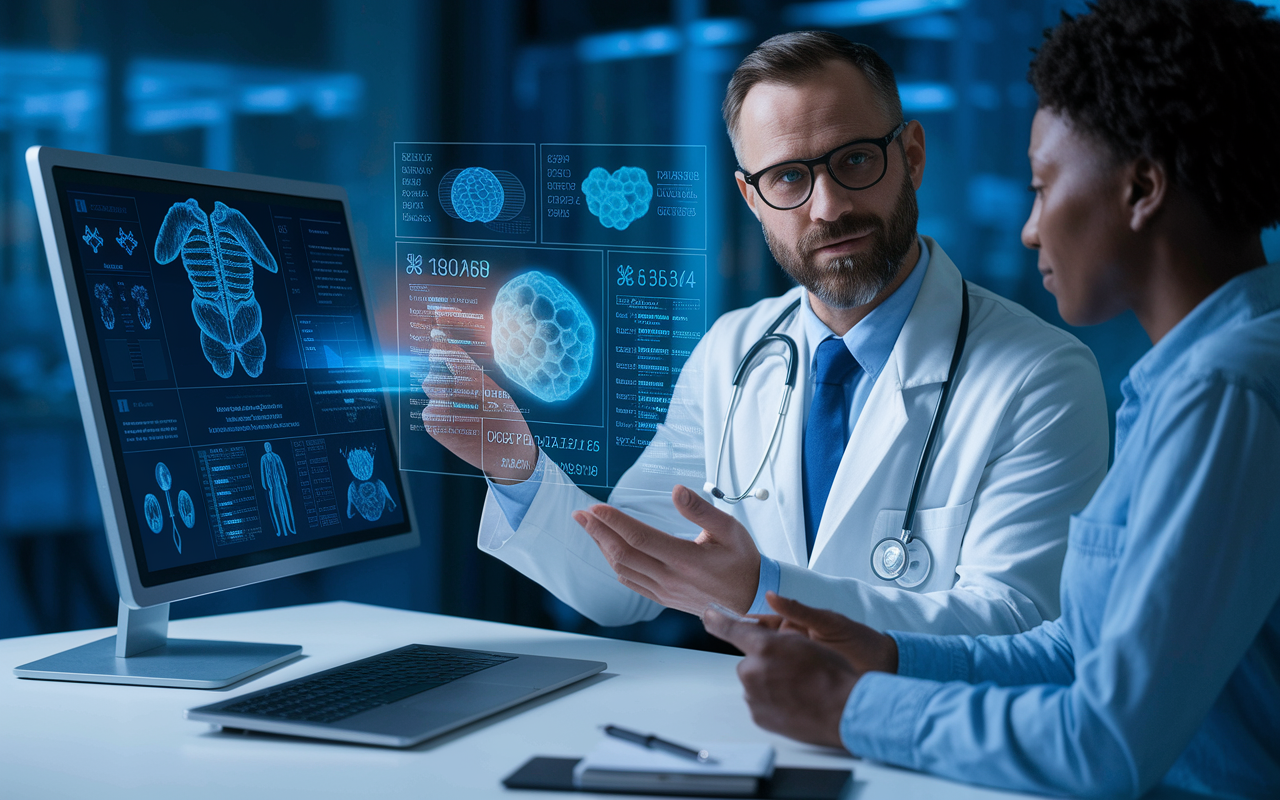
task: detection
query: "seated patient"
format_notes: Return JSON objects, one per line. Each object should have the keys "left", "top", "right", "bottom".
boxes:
{"left": 704, "top": 0, "right": 1280, "bottom": 797}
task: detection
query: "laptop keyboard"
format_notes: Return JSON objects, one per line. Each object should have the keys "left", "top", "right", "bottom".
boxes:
{"left": 219, "top": 645, "right": 515, "bottom": 724}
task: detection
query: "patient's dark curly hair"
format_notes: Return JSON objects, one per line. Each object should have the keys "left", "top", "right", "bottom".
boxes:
{"left": 1029, "top": 0, "right": 1280, "bottom": 234}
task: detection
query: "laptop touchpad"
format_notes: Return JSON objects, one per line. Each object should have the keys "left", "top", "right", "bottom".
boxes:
{"left": 405, "top": 681, "right": 535, "bottom": 717}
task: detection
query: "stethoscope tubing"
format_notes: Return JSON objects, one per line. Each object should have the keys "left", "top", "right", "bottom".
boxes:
{"left": 707, "top": 279, "right": 971, "bottom": 584}
{"left": 897, "top": 281, "right": 970, "bottom": 543}
{"left": 708, "top": 302, "right": 800, "bottom": 503}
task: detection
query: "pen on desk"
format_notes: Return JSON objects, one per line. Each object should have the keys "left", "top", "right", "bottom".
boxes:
{"left": 602, "top": 724, "right": 718, "bottom": 764}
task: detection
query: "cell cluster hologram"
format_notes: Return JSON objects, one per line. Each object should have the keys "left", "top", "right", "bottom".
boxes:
{"left": 490, "top": 271, "right": 594, "bottom": 403}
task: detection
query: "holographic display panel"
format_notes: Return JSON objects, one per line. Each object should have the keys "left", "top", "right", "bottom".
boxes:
{"left": 395, "top": 142, "right": 707, "bottom": 489}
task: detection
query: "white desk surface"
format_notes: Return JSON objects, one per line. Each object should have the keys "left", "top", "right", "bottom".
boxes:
{"left": 0, "top": 601, "right": 1042, "bottom": 800}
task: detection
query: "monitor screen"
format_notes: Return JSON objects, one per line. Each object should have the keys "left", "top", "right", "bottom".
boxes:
{"left": 52, "top": 166, "right": 409, "bottom": 588}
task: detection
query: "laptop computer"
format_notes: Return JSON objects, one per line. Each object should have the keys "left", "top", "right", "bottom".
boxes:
{"left": 187, "top": 643, "right": 605, "bottom": 747}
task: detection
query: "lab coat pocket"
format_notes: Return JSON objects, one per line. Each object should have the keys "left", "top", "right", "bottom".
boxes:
{"left": 870, "top": 500, "right": 973, "bottom": 592}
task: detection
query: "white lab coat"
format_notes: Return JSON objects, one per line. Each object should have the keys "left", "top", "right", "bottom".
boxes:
{"left": 477, "top": 238, "right": 1110, "bottom": 635}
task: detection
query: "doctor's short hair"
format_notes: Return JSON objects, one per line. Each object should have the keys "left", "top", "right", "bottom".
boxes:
{"left": 1029, "top": 0, "right": 1280, "bottom": 234}
{"left": 722, "top": 31, "right": 902, "bottom": 164}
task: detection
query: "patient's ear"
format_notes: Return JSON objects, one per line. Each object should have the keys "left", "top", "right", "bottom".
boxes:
{"left": 1127, "top": 156, "right": 1168, "bottom": 232}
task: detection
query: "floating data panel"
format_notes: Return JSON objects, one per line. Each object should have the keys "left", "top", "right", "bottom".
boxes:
{"left": 541, "top": 144, "right": 706, "bottom": 250}
{"left": 395, "top": 142, "right": 708, "bottom": 490}
{"left": 394, "top": 143, "right": 536, "bottom": 243}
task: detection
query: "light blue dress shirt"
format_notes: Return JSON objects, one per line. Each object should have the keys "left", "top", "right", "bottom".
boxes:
{"left": 489, "top": 240, "right": 930, "bottom": 606}
{"left": 840, "top": 263, "right": 1280, "bottom": 799}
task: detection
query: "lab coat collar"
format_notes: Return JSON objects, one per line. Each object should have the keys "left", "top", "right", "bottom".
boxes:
{"left": 889, "top": 236, "right": 966, "bottom": 391}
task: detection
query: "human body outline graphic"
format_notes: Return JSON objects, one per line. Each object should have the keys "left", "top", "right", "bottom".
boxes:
{"left": 259, "top": 442, "right": 296, "bottom": 536}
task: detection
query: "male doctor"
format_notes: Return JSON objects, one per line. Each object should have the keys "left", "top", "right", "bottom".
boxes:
{"left": 421, "top": 32, "right": 1109, "bottom": 635}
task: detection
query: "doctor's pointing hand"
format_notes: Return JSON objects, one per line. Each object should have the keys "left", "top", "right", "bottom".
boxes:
{"left": 421, "top": 31, "right": 1110, "bottom": 637}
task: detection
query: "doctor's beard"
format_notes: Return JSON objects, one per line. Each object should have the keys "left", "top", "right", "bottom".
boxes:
{"left": 763, "top": 171, "right": 919, "bottom": 309}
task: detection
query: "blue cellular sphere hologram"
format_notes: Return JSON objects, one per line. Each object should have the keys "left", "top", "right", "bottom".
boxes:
{"left": 450, "top": 167, "right": 505, "bottom": 223}
{"left": 491, "top": 271, "right": 594, "bottom": 403}
{"left": 582, "top": 166, "right": 653, "bottom": 230}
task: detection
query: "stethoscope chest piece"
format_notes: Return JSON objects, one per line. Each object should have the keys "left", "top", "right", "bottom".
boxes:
{"left": 871, "top": 536, "right": 932, "bottom": 588}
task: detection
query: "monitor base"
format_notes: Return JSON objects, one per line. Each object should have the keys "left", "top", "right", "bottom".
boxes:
{"left": 14, "top": 636, "right": 302, "bottom": 688}
{"left": 12, "top": 599, "right": 301, "bottom": 688}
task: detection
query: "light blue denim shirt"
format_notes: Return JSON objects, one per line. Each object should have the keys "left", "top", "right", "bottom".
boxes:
{"left": 840, "top": 263, "right": 1280, "bottom": 799}
{"left": 749, "top": 238, "right": 929, "bottom": 613}
{"left": 492, "top": 239, "right": 929, "bottom": 560}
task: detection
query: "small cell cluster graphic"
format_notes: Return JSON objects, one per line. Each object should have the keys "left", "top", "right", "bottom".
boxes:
{"left": 93, "top": 283, "right": 115, "bottom": 329}
{"left": 582, "top": 166, "right": 653, "bottom": 231}
{"left": 439, "top": 166, "right": 528, "bottom": 232}
{"left": 450, "top": 167, "right": 505, "bottom": 223}
{"left": 491, "top": 271, "right": 594, "bottom": 403}
{"left": 131, "top": 284, "right": 152, "bottom": 330}
{"left": 83, "top": 225, "right": 104, "bottom": 253}
{"left": 116, "top": 227, "right": 138, "bottom": 255}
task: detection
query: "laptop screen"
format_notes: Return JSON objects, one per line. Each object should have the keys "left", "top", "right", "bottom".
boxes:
{"left": 53, "top": 166, "right": 409, "bottom": 588}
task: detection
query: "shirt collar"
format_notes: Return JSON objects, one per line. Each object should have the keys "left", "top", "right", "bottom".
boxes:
{"left": 800, "top": 236, "right": 930, "bottom": 380}
{"left": 1123, "top": 262, "right": 1280, "bottom": 404}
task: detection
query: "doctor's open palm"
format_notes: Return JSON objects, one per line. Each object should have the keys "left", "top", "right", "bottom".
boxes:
{"left": 573, "top": 484, "right": 764, "bottom": 615}
{"left": 419, "top": 307, "right": 538, "bottom": 483}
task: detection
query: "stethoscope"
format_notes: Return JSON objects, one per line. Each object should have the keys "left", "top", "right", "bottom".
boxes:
{"left": 704, "top": 281, "right": 970, "bottom": 587}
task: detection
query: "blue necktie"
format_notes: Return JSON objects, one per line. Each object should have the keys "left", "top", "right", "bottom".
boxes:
{"left": 802, "top": 337, "right": 859, "bottom": 556}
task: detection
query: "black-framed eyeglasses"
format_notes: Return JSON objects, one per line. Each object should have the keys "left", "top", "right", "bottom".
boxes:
{"left": 738, "top": 121, "right": 908, "bottom": 211}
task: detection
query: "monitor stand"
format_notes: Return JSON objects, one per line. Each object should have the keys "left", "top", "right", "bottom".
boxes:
{"left": 12, "top": 600, "right": 302, "bottom": 689}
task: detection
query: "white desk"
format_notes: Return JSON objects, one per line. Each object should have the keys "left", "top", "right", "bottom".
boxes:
{"left": 1, "top": 601, "right": 1040, "bottom": 799}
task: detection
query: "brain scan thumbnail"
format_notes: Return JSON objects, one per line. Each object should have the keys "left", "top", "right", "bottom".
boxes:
{"left": 491, "top": 271, "right": 594, "bottom": 403}
{"left": 582, "top": 166, "right": 653, "bottom": 231}
{"left": 450, "top": 167, "right": 505, "bottom": 223}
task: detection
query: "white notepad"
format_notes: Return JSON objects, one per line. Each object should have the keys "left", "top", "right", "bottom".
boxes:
{"left": 573, "top": 737, "right": 776, "bottom": 796}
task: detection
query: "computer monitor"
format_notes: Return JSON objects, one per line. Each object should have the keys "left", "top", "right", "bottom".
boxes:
{"left": 17, "top": 147, "right": 418, "bottom": 687}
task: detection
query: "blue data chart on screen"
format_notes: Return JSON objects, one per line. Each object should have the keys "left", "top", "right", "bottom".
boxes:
{"left": 394, "top": 142, "right": 536, "bottom": 243}
{"left": 395, "top": 142, "right": 707, "bottom": 489}
{"left": 57, "top": 171, "right": 406, "bottom": 581}
{"left": 540, "top": 144, "right": 706, "bottom": 250}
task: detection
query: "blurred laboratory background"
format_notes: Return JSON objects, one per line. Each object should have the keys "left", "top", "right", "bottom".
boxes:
{"left": 2, "top": 0, "right": 1276, "bottom": 647}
